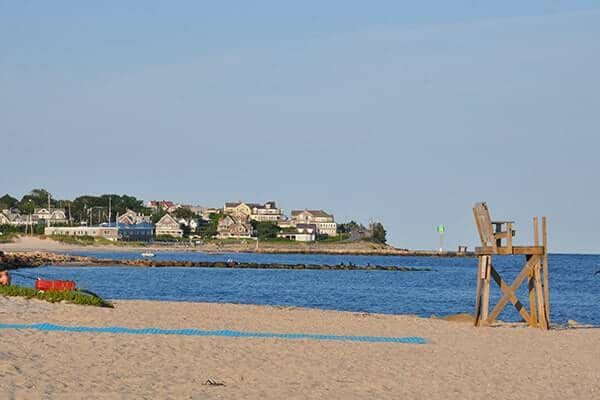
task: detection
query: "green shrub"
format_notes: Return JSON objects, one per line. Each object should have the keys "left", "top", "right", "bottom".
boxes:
{"left": 49, "top": 234, "right": 97, "bottom": 245}
{"left": 317, "top": 233, "right": 349, "bottom": 242}
{"left": 0, "top": 232, "right": 19, "bottom": 243}
{"left": 154, "top": 235, "right": 183, "bottom": 242}
{"left": 0, "top": 285, "right": 113, "bottom": 308}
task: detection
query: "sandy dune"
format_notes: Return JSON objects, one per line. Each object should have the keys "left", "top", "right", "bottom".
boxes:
{"left": 1, "top": 297, "right": 599, "bottom": 399}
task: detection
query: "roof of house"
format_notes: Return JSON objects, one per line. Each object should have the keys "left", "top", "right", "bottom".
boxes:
{"left": 156, "top": 213, "right": 179, "bottom": 226}
{"left": 33, "top": 208, "right": 66, "bottom": 214}
{"left": 102, "top": 222, "right": 154, "bottom": 230}
{"left": 291, "top": 210, "right": 332, "bottom": 218}
{"left": 149, "top": 200, "right": 175, "bottom": 208}
{"left": 225, "top": 201, "right": 278, "bottom": 210}
{"left": 120, "top": 209, "right": 138, "bottom": 216}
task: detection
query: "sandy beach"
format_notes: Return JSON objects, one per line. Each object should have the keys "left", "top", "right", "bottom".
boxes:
{"left": 1, "top": 297, "right": 599, "bottom": 399}
{"left": 0, "top": 236, "right": 463, "bottom": 257}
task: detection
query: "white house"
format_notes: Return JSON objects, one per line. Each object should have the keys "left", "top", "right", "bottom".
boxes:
{"left": 290, "top": 210, "right": 337, "bottom": 236}
{"left": 224, "top": 201, "right": 283, "bottom": 222}
{"left": 0, "top": 211, "right": 10, "bottom": 225}
{"left": 1, "top": 209, "right": 33, "bottom": 226}
{"left": 117, "top": 209, "right": 151, "bottom": 225}
{"left": 177, "top": 218, "right": 199, "bottom": 231}
{"left": 45, "top": 226, "right": 119, "bottom": 241}
{"left": 277, "top": 224, "right": 317, "bottom": 242}
{"left": 33, "top": 208, "right": 68, "bottom": 224}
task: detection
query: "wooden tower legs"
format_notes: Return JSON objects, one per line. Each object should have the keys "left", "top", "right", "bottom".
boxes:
{"left": 472, "top": 203, "right": 550, "bottom": 330}
{"left": 542, "top": 217, "right": 550, "bottom": 324}
{"left": 474, "top": 251, "right": 549, "bottom": 329}
{"left": 474, "top": 217, "right": 550, "bottom": 330}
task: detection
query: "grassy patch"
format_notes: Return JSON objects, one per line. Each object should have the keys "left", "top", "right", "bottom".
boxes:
{"left": 316, "top": 233, "right": 350, "bottom": 243}
{"left": 259, "top": 237, "right": 300, "bottom": 244}
{"left": 48, "top": 235, "right": 117, "bottom": 246}
{"left": 209, "top": 238, "right": 255, "bottom": 244}
{"left": 48, "top": 234, "right": 97, "bottom": 245}
{"left": 0, "top": 285, "right": 113, "bottom": 308}
{"left": 0, "top": 232, "right": 19, "bottom": 243}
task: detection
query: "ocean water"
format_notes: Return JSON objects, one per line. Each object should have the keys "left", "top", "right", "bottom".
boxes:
{"left": 10, "top": 252, "right": 600, "bottom": 326}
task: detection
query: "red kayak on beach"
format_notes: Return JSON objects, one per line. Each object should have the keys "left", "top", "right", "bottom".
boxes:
{"left": 35, "top": 279, "right": 76, "bottom": 292}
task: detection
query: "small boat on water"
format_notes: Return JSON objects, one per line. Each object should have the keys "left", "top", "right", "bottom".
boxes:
{"left": 141, "top": 252, "right": 156, "bottom": 258}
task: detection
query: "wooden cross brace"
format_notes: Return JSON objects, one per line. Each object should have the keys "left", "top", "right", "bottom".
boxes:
{"left": 474, "top": 254, "right": 548, "bottom": 329}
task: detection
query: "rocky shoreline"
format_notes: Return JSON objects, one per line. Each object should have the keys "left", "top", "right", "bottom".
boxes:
{"left": 0, "top": 251, "right": 431, "bottom": 272}
{"left": 0, "top": 236, "right": 476, "bottom": 257}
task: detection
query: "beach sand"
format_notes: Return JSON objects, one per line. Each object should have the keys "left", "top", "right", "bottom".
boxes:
{"left": 1, "top": 298, "right": 599, "bottom": 399}
{"left": 0, "top": 235, "right": 412, "bottom": 256}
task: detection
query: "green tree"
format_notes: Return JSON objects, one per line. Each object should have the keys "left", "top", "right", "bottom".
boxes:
{"left": 0, "top": 194, "right": 18, "bottom": 210}
{"left": 251, "top": 221, "right": 280, "bottom": 240}
{"left": 151, "top": 209, "right": 167, "bottom": 224}
{"left": 180, "top": 223, "right": 191, "bottom": 238}
{"left": 371, "top": 222, "right": 387, "bottom": 244}
{"left": 338, "top": 220, "right": 363, "bottom": 234}
{"left": 198, "top": 213, "right": 222, "bottom": 239}
{"left": 18, "top": 188, "right": 53, "bottom": 213}
{"left": 69, "top": 194, "right": 149, "bottom": 224}
{"left": 174, "top": 207, "right": 194, "bottom": 220}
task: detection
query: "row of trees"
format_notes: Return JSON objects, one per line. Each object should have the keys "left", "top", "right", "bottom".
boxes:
{"left": 0, "top": 189, "right": 149, "bottom": 224}
{"left": 338, "top": 220, "right": 387, "bottom": 244}
{"left": 253, "top": 220, "right": 387, "bottom": 244}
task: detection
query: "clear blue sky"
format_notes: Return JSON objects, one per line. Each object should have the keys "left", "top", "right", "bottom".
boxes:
{"left": 1, "top": 1, "right": 599, "bottom": 253}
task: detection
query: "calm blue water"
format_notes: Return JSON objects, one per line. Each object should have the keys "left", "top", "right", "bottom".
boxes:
{"left": 10, "top": 252, "right": 600, "bottom": 326}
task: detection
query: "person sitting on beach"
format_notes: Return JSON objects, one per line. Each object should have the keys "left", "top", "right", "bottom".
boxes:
{"left": 0, "top": 270, "right": 10, "bottom": 286}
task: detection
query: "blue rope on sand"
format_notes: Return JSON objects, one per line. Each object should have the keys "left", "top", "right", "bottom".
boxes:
{"left": 0, "top": 323, "right": 427, "bottom": 344}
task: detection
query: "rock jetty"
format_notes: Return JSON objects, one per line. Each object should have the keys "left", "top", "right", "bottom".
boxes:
{"left": 0, "top": 251, "right": 431, "bottom": 272}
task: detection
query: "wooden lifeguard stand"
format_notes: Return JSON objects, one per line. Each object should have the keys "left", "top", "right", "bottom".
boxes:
{"left": 473, "top": 202, "right": 550, "bottom": 330}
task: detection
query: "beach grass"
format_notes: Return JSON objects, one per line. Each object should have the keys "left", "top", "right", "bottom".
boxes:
{"left": 46, "top": 234, "right": 116, "bottom": 247}
{"left": 0, "top": 285, "right": 114, "bottom": 308}
{"left": 0, "top": 232, "right": 19, "bottom": 243}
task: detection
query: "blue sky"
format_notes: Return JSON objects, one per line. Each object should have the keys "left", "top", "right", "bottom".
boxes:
{"left": 1, "top": 1, "right": 599, "bottom": 252}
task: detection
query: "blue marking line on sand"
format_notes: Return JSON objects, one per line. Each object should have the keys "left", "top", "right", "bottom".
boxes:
{"left": 0, "top": 323, "right": 427, "bottom": 344}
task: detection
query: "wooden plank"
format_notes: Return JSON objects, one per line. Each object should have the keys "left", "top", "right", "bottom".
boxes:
{"left": 489, "top": 266, "right": 531, "bottom": 324}
{"left": 473, "top": 202, "right": 497, "bottom": 252}
{"left": 528, "top": 272, "right": 537, "bottom": 327}
{"left": 542, "top": 217, "right": 550, "bottom": 324}
{"left": 475, "top": 246, "right": 545, "bottom": 256}
{"left": 482, "top": 256, "right": 491, "bottom": 321}
{"left": 530, "top": 218, "right": 539, "bottom": 327}
{"left": 534, "top": 262, "right": 548, "bottom": 330}
{"left": 473, "top": 257, "right": 484, "bottom": 326}
{"left": 487, "top": 256, "right": 537, "bottom": 323}
{"left": 473, "top": 207, "right": 487, "bottom": 246}
{"left": 506, "top": 222, "right": 513, "bottom": 252}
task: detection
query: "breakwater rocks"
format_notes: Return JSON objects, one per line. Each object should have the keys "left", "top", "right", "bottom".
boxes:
{"left": 0, "top": 251, "right": 94, "bottom": 269}
{"left": 0, "top": 251, "right": 431, "bottom": 272}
